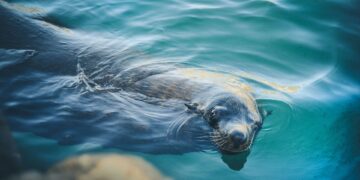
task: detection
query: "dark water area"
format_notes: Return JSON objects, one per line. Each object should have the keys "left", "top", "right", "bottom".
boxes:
{"left": 1, "top": 0, "right": 360, "bottom": 179}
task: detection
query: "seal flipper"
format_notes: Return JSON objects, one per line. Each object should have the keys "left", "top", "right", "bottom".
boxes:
{"left": 0, "top": 2, "right": 78, "bottom": 75}
{"left": 0, "top": 49, "right": 37, "bottom": 70}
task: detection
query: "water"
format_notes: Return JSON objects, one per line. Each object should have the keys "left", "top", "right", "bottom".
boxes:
{"left": 1, "top": 0, "right": 360, "bottom": 179}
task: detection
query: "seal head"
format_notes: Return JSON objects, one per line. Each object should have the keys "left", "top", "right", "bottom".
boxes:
{"left": 187, "top": 92, "right": 261, "bottom": 153}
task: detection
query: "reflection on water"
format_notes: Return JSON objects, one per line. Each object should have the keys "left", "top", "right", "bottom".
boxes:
{"left": 1, "top": 0, "right": 360, "bottom": 179}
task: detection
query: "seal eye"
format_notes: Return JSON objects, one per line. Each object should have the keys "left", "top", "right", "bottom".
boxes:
{"left": 209, "top": 112, "right": 219, "bottom": 127}
{"left": 252, "top": 121, "right": 261, "bottom": 131}
{"left": 208, "top": 106, "right": 227, "bottom": 128}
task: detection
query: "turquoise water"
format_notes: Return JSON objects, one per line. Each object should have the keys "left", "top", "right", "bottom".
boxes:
{"left": 2, "top": 0, "right": 360, "bottom": 179}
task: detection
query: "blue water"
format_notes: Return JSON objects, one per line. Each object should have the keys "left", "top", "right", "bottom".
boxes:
{"left": 1, "top": 0, "right": 360, "bottom": 179}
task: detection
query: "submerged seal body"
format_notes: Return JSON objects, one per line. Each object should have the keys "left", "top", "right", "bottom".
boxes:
{"left": 0, "top": 2, "right": 262, "bottom": 153}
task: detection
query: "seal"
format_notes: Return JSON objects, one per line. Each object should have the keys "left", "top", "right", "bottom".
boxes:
{"left": 0, "top": 2, "right": 262, "bottom": 153}
{"left": 102, "top": 66, "right": 263, "bottom": 153}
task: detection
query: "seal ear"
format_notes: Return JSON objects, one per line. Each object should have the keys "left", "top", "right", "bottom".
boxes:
{"left": 185, "top": 103, "right": 198, "bottom": 111}
{"left": 185, "top": 103, "right": 203, "bottom": 114}
{"left": 260, "top": 109, "right": 273, "bottom": 119}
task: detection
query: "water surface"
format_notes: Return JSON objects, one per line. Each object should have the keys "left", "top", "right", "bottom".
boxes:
{"left": 1, "top": 0, "right": 360, "bottom": 179}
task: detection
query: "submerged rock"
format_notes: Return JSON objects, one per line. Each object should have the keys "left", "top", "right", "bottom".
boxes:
{"left": 0, "top": 114, "right": 22, "bottom": 179}
{"left": 10, "top": 154, "right": 170, "bottom": 180}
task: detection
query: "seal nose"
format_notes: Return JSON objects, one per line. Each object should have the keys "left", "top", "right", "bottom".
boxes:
{"left": 230, "top": 131, "right": 246, "bottom": 147}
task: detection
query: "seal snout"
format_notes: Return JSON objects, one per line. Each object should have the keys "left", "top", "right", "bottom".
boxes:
{"left": 230, "top": 130, "right": 247, "bottom": 148}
